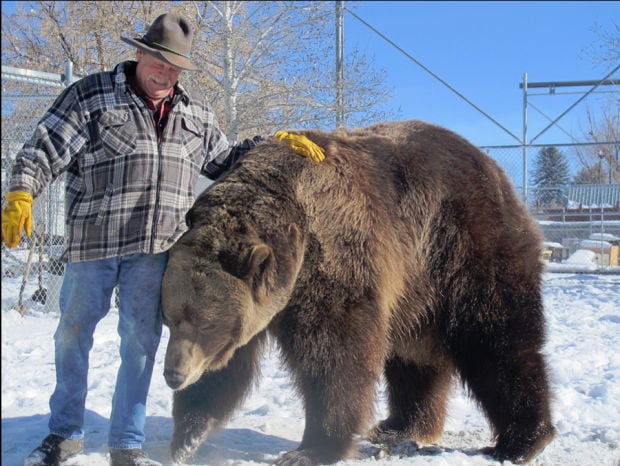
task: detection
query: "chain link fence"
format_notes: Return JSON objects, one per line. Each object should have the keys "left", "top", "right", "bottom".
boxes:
{"left": 484, "top": 144, "right": 620, "bottom": 268}
{"left": 2, "top": 64, "right": 620, "bottom": 316}
{"left": 2, "top": 65, "right": 70, "bottom": 314}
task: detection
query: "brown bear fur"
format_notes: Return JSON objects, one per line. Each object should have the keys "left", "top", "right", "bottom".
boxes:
{"left": 161, "top": 120, "right": 555, "bottom": 465}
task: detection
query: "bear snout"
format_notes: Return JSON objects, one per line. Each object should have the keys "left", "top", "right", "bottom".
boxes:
{"left": 164, "top": 369, "right": 186, "bottom": 389}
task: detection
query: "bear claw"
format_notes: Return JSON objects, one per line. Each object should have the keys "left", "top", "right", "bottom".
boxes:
{"left": 482, "top": 423, "right": 556, "bottom": 464}
{"left": 275, "top": 449, "right": 318, "bottom": 466}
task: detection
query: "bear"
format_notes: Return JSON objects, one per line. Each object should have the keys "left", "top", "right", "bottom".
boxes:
{"left": 160, "top": 120, "right": 556, "bottom": 465}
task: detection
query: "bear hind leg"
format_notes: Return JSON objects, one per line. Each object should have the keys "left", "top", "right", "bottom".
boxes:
{"left": 474, "top": 346, "right": 556, "bottom": 464}
{"left": 369, "top": 356, "right": 452, "bottom": 446}
{"left": 450, "top": 307, "right": 556, "bottom": 463}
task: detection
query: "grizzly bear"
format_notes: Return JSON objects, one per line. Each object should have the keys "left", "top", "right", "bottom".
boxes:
{"left": 161, "top": 120, "right": 555, "bottom": 465}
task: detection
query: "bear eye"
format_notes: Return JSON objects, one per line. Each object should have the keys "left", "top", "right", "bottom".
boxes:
{"left": 199, "top": 323, "right": 217, "bottom": 332}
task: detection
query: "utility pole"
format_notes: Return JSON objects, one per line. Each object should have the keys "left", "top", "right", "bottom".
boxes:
{"left": 522, "top": 73, "right": 528, "bottom": 204}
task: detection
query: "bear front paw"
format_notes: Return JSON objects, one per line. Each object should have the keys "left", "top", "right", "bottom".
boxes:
{"left": 171, "top": 433, "right": 207, "bottom": 464}
{"left": 170, "top": 415, "right": 214, "bottom": 463}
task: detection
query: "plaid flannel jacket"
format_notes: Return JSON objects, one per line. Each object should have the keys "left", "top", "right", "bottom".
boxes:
{"left": 9, "top": 61, "right": 239, "bottom": 262}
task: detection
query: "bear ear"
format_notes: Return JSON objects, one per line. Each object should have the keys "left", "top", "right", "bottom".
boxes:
{"left": 244, "top": 225, "right": 304, "bottom": 304}
{"left": 247, "top": 244, "right": 274, "bottom": 302}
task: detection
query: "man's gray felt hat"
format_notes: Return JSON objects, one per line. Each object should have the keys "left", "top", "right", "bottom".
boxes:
{"left": 121, "top": 13, "right": 199, "bottom": 71}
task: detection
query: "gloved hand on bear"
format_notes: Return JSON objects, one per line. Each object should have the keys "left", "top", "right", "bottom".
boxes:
{"left": 275, "top": 130, "right": 325, "bottom": 163}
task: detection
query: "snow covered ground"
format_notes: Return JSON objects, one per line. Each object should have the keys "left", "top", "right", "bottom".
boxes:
{"left": 2, "top": 270, "right": 619, "bottom": 466}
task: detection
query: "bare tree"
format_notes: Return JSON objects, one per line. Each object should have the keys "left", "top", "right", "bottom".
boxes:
{"left": 573, "top": 102, "right": 620, "bottom": 184}
{"left": 1, "top": 1, "right": 158, "bottom": 76}
{"left": 587, "top": 21, "right": 620, "bottom": 69}
{"left": 572, "top": 20, "right": 620, "bottom": 184}
{"left": 2, "top": 1, "right": 395, "bottom": 140}
{"left": 184, "top": 1, "right": 393, "bottom": 138}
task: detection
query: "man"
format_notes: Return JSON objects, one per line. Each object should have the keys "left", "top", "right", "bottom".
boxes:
{"left": 2, "top": 13, "right": 264, "bottom": 466}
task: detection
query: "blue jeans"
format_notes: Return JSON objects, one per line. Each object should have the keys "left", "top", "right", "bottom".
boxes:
{"left": 48, "top": 252, "right": 168, "bottom": 449}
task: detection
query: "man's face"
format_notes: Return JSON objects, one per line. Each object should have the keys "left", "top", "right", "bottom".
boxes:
{"left": 135, "top": 50, "right": 181, "bottom": 102}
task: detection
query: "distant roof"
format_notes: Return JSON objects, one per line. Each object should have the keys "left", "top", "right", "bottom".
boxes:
{"left": 567, "top": 184, "right": 620, "bottom": 208}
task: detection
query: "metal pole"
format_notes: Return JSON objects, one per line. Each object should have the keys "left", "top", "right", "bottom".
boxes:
{"left": 522, "top": 72, "right": 528, "bottom": 205}
{"left": 528, "top": 64, "right": 620, "bottom": 144}
{"left": 63, "top": 60, "right": 73, "bottom": 86}
{"left": 335, "top": 1, "right": 345, "bottom": 129}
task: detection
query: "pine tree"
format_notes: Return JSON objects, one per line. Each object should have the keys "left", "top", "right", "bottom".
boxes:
{"left": 531, "top": 146, "right": 571, "bottom": 208}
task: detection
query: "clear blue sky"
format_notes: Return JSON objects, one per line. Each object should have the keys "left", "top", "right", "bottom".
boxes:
{"left": 343, "top": 1, "right": 619, "bottom": 146}
{"left": 2, "top": 1, "right": 618, "bottom": 147}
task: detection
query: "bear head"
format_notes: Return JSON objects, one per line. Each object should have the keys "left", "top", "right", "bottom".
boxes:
{"left": 161, "top": 217, "right": 304, "bottom": 391}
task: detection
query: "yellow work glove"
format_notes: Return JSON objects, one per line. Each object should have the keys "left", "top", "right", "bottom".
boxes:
{"left": 2, "top": 191, "right": 33, "bottom": 248}
{"left": 275, "top": 131, "right": 325, "bottom": 163}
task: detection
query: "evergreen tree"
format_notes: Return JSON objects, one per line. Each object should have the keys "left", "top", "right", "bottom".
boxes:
{"left": 531, "top": 146, "right": 571, "bottom": 208}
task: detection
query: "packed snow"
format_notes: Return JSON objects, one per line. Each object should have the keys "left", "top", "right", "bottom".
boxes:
{"left": 2, "top": 261, "right": 619, "bottom": 465}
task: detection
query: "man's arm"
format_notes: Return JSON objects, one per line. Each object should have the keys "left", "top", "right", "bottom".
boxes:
{"left": 204, "top": 135, "right": 264, "bottom": 180}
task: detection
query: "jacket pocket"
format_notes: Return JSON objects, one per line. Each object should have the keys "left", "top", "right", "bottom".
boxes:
{"left": 99, "top": 109, "right": 137, "bottom": 158}
{"left": 180, "top": 116, "right": 206, "bottom": 163}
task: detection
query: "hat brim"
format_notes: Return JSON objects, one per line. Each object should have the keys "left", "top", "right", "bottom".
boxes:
{"left": 121, "top": 36, "right": 200, "bottom": 72}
